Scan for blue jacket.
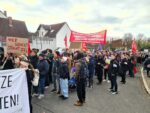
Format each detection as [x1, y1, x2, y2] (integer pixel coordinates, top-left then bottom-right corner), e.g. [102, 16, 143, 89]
[88, 56, 95, 75]
[37, 59, 49, 78]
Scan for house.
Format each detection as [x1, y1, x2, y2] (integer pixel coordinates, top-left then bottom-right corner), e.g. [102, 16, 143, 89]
[30, 22, 71, 51]
[0, 10, 7, 18]
[0, 17, 29, 47]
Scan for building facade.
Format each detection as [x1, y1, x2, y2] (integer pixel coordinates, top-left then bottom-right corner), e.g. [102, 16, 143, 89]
[30, 22, 71, 51]
[0, 17, 29, 47]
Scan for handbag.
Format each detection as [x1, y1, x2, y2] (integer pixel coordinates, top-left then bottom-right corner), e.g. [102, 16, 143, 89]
[31, 69, 40, 86]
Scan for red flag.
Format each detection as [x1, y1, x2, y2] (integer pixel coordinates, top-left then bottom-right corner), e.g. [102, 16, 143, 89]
[28, 39, 31, 55]
[131, 39, 137, 54]
[64, 37, 68, 48]
[82, 42, 87, 51]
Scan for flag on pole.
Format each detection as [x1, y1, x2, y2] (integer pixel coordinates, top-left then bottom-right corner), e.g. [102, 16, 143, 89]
[64, 37, 68, 48]
[28, 39, 31, 55]
[82, 42, 87, 51]
[131, 38, 137, 54]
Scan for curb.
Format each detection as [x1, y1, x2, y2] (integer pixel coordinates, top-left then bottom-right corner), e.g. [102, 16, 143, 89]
[141, 68, 150, 95]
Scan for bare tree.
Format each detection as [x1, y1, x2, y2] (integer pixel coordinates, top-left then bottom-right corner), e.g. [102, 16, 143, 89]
[123, 33, 133, 49]
[137, 33, 145, 41]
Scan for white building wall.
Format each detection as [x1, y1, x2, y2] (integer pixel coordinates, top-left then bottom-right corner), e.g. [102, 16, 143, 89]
[30, 26, 57, 51]
[30, 36, 56, 51]
[56, 24, 71, 48]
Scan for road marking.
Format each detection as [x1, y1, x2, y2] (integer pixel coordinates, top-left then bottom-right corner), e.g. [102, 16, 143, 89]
[141, 68, 150, 95]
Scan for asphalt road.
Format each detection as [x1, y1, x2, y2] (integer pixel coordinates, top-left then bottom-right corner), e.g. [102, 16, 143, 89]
[32, 75, 150, 113]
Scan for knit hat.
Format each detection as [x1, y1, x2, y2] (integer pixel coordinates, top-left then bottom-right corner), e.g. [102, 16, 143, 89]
[39, 53, 45, 57]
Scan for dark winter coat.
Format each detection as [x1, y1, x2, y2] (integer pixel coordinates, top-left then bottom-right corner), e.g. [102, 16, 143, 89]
[37, 59, 49, 78]
[3, 57, 14, 70]
[144, 58, 150, 70]
[26, 69, 34, 113]
[52, 59, 61, 74]
[28, 55, 38, 69]
[121, 58, 128, 71]
[88, 56, 95, 75]
[109, 59, 119, 75]
[59, 62, 69, 79]
[95, 57, 105, 73]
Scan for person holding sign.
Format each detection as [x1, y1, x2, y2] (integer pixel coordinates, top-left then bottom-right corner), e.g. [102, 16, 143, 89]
[1, 53, 14, 70]
[14, 55, 34, 113]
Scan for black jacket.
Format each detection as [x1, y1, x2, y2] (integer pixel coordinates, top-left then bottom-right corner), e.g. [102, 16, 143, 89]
[95, 57, 105, 72]
[109, 59, 119, 75]
[52, 59, 61, 74]
[26, 69, 34, 113]
[144, 58, 150, 69]
[3, 57, 14, 70]
[121, 58, 128, 71]
[59, 62, 69, 79]
[28, 55, 38, 69]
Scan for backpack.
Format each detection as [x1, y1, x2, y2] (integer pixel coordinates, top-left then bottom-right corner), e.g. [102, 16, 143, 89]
[79, 61, 89, 79]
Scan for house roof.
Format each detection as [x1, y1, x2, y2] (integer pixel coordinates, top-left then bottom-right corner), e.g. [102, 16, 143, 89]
[0, 17, 29, 38]
[37, 22, 66, 37]
[0, 10, 6, 18]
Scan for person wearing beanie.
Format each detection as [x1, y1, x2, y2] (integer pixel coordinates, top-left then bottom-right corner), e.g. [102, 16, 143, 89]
[37, 53, 49, 99]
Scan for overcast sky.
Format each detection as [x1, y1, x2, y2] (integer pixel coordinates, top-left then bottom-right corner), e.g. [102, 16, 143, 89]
[0, 0, 150, 38]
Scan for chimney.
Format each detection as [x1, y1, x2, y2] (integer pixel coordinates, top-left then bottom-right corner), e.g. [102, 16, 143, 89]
[8, 17, 13, 27]
[4, 11, 7, 17]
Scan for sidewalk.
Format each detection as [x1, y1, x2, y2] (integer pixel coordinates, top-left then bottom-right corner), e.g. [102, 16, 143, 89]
[141, 68, 150, 95]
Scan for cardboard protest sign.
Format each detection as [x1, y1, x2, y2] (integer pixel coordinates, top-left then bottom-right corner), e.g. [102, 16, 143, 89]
[0, 69, 30, 113]
[6, 37, 28, 55]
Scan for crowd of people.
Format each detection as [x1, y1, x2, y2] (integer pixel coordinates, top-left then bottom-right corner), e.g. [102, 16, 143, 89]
[0, 48, 150, 113]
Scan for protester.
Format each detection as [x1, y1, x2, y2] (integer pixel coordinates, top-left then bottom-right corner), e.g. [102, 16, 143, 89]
[120, 54, 128, 84]
[28, 50, 39, 96]
[2, 53, 14, 70]
[109, 54, 119, 94]
[47, 49, 54, 84]
[59, 56, 70, 99]
[51, 51, 61, 94]
[103, 55, 111, 82]
[28, 50, 38, 69]
[15, 55, 34, 113]
[37, 53, 49, 99]
[74, 51, 87, 106]
[88, 53, 95, 88]
[144, 57, 150, 77]
[95, 53, 105, 84]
